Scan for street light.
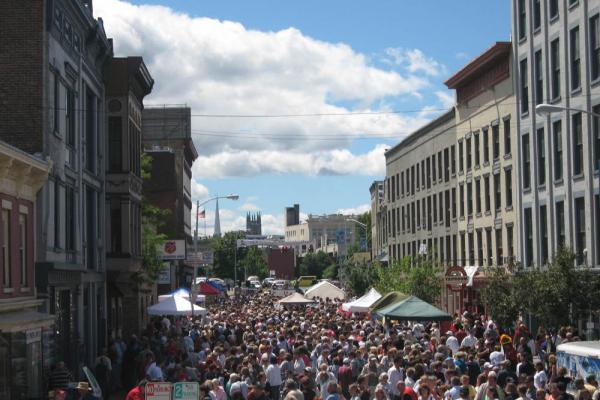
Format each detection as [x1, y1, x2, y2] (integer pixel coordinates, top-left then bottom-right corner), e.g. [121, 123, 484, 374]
[346, 218, 367, 229]
[535, 103, 600, 118]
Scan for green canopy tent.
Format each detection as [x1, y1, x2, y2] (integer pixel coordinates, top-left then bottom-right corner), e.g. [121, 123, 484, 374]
[369, 291, 409, 313]
[375, 295, 452, 321]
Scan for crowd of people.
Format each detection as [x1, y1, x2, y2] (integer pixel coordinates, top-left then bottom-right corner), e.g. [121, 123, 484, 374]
[49, 290, 598, 400]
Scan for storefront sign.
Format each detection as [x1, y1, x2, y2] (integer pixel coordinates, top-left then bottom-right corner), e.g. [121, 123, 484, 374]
[26, 328, 41, 344]
[159, 240, 186, 260]
[157, 262, 171, 284]
[145, 382, 172, 400]
[445, 266, 468, 291]
[173, 382, 199, 400]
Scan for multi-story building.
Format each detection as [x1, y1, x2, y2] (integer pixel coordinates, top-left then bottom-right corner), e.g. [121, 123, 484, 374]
[512, 0, 600, 268]
[369, 180, 387, 261]
[0, 0, 112, 374]
[383, 109, 458, 265]
[142, 106, 198, 293]
[0, 141, 52, 399]
[285, 204, 300, 227]
[105, 57, 154, 340]
[285, 214, 358, 257]
[445, 42, 519, 271]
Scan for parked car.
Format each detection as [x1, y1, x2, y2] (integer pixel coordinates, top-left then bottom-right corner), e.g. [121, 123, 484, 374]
[263, 277, 276, 286]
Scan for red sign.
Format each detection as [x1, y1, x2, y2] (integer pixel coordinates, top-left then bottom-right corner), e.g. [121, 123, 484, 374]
[164, 241, 177, 254]
[146, 382, 172, 399]
[445, 266, 467, 291]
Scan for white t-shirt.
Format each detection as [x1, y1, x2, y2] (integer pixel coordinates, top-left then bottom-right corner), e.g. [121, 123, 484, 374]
[534, 370, 547, 390]
[490, 351, 505, 366]
[461, 335, 477, 348]
[266, 364, 283, 386]
[388, 366, 405, 396]
[446, 336, 459, 355]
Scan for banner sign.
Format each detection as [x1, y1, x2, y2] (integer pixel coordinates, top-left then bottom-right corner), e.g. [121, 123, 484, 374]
[173, 382, 200, 400]
[159, 240, 186, 260]
[145, 382, 172, 400]
[157, 262, 171, 284]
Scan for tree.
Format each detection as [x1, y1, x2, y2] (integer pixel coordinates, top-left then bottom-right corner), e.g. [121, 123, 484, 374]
[356, 211, 372, 251]
[338, 260, 377, 296]
[481, 266, 520, 328]
[133, 153, 170, 292]
[240, 245, 268, 280]
[212, 231, 244, 280]
[298, 252, 335, 279]
[372, 256, 443, 304]
[322, 264, 338, 280]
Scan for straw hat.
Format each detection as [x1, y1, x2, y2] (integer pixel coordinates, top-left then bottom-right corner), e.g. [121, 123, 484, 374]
[76, 382, 92, 391]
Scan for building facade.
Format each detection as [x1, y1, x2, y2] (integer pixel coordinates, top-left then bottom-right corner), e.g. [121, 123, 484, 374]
[142, 106, 198, 293]
[246, 212, 262, 236]
[384, 109, 458, 266]
[104, 57, 154, 340]
[0, 0, 113, 374]
[369, 180, 386, 261]
[285, 214, 358, 257]
[512, 0, 600, 268]
[0, 141, 52, 400]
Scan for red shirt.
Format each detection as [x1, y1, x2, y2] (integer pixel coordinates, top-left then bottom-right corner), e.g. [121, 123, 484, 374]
[125, 386, 144, 400]
[404, 387, 418, 400]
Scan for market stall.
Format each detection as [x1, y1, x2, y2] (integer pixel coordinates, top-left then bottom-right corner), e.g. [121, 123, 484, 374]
[342, 288, 382, 313]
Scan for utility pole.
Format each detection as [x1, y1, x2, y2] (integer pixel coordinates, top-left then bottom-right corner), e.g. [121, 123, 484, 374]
[192, 199, 200, 319]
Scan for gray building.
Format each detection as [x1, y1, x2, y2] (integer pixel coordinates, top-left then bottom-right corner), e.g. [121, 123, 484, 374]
[383, 109, 458, 265]
[369, 180, 386, 261]
[512, 0, 600, 267]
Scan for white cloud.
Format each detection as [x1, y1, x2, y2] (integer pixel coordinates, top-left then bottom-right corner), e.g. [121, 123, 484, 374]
[337, 204, 371, 216]
[192, 144, 389, 178]
[191, 179, 209, 202]
[384, 48, 446, 77]
[95, 0, 437, 177]
[239, 203, 260, 212]
[435, 90, 455, 109]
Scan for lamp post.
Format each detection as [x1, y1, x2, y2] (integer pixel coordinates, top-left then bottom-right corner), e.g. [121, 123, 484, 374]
[192, 194, 239, 304]
[535, 103, 600, 266]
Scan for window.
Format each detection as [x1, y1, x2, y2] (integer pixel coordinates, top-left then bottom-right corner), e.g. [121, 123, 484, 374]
[19, 213, 26, 286]
[484, 175, 491, 212]
[451, 187, 457, 219]
[416, 200, 421, 229]
[439, 192, 444, 224]
[537, 128, 546, 185]
[504, 118, 511, 155]
[467, 182, 473, 216]
[495, 228, 503, 266]
[520, 58, 529, 114]
[494, 173, 501, 211]
[1, 209, 10, 286]
[477, 230, 483, 267]
[475, 179, 481, 214]
[524, 208, 533, 267]
[573, 113, 583, 175]
[416, 164, 420, 190]
[460, 233, 466, 266]
[445, 190, 451, 227]
[575, 197, 586, 265]
[556, 200, 565, 248]
[507, 225, 514, 260]
[468, 232, 475, 265]
[451, 145, 456, 174]
[474, 133, 480, 166]
[459, 184, 465, 217]
[400, 172, 404, 196]
[65, 186, 75, 251]
[396, 173, 400, 198]
[391, 176, 396, 202]
[459, 141, 464, 172]
[54, 182, 61, 249]
[427, 197, 432, 231]
[466, 137, 472, 170]
[540, 205, 548, 264]
[444, 148, 450, 181]
[570, 26, 581, 90]
[438, 151, 443, 182]
[522, 134, 531, 189]
[53, 72, 60, 134]
[86, 187, 96, 270]
[421, 160, 425, 188]
[492, 124, 500, 159]
[595, 105, 600, 171]
[551, 39, 561, 99]
[483, 128, 489, 163]
[432, 154, 437, 183]
[534, 50, 543, 105]
[505, 169, 513, 208]
[426, 158, 431, 189]
[66, 88, 75, 146]
[553, 120, 563, 180]
[85, 88, 96, 173]
[591, 15, 600, 81]
[411, 166, 415, 194]
[549, 0, 559, 19]
[486, 229, 493, 266]
[108, 117, 122, 172]
[518, 0, 527, 40]
[533, 0, 541, 30]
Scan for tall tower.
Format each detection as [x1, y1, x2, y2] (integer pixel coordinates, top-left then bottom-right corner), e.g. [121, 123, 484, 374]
[214, 198, 221, 237]
[246, 211, 262, 235]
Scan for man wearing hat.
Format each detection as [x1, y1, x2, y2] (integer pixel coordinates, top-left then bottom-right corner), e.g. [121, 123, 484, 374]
[74, 381, 95, 400]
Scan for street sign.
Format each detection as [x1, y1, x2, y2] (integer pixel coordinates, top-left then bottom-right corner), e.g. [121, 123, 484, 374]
[145, 382, 172, 400]
[157, 262, 170, 284]
[173, 382, 200, 400]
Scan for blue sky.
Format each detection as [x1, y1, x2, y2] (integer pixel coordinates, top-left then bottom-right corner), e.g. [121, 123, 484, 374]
[96, 0, 510, 234]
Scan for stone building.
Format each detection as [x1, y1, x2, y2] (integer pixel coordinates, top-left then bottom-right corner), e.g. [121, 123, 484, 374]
[104, 57, 154, 340]
[285, 214, 358, 257]
[246, 212, 262, 236]
[512, 0, 600, 268]
[0, 0, 112, 374]
[369, 180, 386, 262]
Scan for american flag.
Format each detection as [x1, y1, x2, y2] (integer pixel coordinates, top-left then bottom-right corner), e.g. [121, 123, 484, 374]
[197, 209, 206, 218]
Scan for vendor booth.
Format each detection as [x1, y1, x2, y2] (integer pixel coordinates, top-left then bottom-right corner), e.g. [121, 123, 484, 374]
[369, 291, 408, 312]
[375, 295, 452, 321]
[342, 288, 382, 313]
[278, 292, 316, 306]
[304, 281, 346, 300]
[147, 294, 207, 316]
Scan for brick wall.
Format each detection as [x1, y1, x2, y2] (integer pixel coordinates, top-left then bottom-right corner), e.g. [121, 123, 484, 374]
[0, 0, 45, 154]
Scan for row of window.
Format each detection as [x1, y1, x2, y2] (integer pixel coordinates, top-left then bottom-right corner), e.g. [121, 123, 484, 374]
[458, 119, 512, 173]
[0, 204, 29, 291]
[107, 116, 143, 176]
[389, 224, 514, 267]
[519, 13, 600, 115]
[53, 6, 82, 54]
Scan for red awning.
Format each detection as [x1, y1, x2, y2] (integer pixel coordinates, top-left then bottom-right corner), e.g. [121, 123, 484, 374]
[199, 281, 220, 295]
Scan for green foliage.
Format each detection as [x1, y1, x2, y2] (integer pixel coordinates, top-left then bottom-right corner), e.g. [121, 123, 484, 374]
[339, 260, 377, 296]
[323, 264, 339, 280]
[481, 267, 520, 328]
[356, 211, 372, 250]
[298, 251, 335, 279]
[133, 153, 170, 292]
[240, 245, 268, 280]
[372, 256, 442, 304]
[212, 231, 245, 280]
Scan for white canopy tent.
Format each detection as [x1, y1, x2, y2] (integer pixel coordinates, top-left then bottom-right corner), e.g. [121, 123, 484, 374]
[158, 293, 205, 303]
[147, 294, 207, 316]
[341, 288, 382, 313]
[304, 281, 346, 300]
[278, 292, 316, 305]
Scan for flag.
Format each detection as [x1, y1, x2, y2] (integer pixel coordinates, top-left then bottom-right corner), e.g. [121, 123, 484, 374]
[198, 209, 206, 218]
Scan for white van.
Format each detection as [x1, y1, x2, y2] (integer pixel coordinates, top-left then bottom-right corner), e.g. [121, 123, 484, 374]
[556, 341, 600, 385]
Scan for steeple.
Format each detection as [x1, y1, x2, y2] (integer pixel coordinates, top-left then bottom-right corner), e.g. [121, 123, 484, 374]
[214, 198, 221, 237]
